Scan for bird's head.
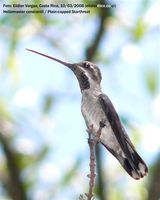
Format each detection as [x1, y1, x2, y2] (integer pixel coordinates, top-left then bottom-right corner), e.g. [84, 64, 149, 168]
[26, 49, 102, 92]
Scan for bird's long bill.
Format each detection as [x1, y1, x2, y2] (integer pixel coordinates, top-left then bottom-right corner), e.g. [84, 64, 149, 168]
[26, 48, 74, 69]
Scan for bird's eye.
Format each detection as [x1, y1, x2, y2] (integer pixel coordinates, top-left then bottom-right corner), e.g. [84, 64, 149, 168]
[84, 62, 90, 68]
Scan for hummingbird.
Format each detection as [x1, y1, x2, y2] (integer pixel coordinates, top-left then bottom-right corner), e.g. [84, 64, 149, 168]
[26, 48, 148, 180]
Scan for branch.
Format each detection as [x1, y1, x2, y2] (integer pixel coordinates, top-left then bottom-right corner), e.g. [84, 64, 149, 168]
[147, 154, 160, 200]
[79, 122, 105, 200]
[0, 128, 28, 200]
[84, 3, 113, 200]
[86, 0, 113, 61]
[86, 127, 96, 200]
[95, 145, 106, 200]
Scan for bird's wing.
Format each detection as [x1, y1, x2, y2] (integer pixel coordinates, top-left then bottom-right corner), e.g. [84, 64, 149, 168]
[98, 93, 148, 179]
[98, 93, 133, 162]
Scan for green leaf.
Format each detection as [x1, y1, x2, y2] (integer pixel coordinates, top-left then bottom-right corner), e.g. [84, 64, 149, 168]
[133, 18, 146, 40]
[42, 94, 55, 114]
[35, 145, 50, 163]
[0, 99, 11, 120]
[145, 68, 158, 96]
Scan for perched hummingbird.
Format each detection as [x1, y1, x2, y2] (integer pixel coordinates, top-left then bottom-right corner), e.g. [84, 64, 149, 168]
[26, 49, 148, 180]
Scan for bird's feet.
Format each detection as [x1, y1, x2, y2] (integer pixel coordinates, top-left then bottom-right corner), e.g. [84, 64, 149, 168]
[87, 125, 95, 145]
[94, 121, 105, 143]
[87, 121, 105, 144]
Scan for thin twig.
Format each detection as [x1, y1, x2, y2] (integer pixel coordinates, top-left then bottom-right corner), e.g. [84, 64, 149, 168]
[86, 129, 96, 200]
[85, 122, 105, 200]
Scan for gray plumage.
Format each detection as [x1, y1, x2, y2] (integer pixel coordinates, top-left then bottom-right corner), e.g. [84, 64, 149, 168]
[26, 49, 148, 180]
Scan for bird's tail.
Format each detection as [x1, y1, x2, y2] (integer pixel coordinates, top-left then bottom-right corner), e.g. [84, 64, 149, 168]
[103, 144, 148, 180]
[118, 149, 148, 180]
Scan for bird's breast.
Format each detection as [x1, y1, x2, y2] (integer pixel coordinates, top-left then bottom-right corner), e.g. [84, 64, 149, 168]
[81, 92, 105, 131]
[81, 92, 119, 149]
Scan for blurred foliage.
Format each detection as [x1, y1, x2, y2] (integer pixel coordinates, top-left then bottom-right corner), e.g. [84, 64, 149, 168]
[42, 94, 55, 114]
[0, 0, 160, 200]
[145, 68, 159, 96]
[0, 99, 12, 120]
[60, 157, 82, 188]
[133, 18, 147, 41]
[147, 154, 160, 200]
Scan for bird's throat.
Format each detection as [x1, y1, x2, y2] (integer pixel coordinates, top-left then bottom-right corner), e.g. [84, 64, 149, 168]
[78, 72, 90, 90]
